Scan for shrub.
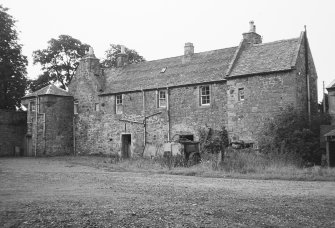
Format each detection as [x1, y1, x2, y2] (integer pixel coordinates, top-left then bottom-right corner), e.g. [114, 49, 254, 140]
[259, 106, 330, 165]
[198, 126, 229, 157]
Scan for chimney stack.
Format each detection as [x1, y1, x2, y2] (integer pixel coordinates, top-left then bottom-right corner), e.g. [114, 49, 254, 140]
[184, 42, 194, 56]
[242, 21, 262, 45]
[116, 45, 128, 67]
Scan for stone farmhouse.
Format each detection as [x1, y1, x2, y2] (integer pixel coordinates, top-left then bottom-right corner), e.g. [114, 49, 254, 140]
[21, 21, 318, 158]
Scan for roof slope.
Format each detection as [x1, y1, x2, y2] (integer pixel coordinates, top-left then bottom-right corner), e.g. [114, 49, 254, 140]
[102, 47, 237, 94]
[325, 129, 335, 137]
[229, 38, 300, 77]
[326, 79, 335, 89]
[23, 84, 71, 99]
[101, 36, 302, 94]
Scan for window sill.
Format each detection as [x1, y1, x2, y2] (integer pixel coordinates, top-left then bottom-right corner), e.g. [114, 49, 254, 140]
[199, 104, 211, 108]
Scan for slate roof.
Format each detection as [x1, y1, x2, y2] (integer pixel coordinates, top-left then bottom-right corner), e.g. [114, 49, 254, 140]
[229, 38, 300, 77]
[326, 79, 335, 89]
[23, 84, 71, 99]
[324, 129, 335, 137]
[102, 47, 237, 94]
[100, 35, 302, 95]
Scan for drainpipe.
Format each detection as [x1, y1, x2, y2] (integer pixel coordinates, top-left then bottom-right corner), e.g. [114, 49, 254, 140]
[43, 113, 46, 155]
[304, 26, 311, 126]
[167, 87, 170, 142]
[34, 96, 38, 157]
[73, 116, 76, 155]
[142, 89, 146, 146]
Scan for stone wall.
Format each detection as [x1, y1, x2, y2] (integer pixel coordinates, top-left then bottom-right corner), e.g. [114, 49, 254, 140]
[294, 34, 318, 116]
[72, 80, 228, 156]
[42, 96, 73, 155]
[23, 96, 73, 156]
[328, 89, 335, 125]
[0, 110, 27, 156]
[227, 72, 296, 144]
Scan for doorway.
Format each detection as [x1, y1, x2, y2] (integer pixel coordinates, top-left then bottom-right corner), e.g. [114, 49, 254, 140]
[26, 136, 33, 156]
[121, 134, 131, 159]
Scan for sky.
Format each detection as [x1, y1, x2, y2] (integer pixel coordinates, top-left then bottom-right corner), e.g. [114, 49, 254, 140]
[2, 0, 335, 101]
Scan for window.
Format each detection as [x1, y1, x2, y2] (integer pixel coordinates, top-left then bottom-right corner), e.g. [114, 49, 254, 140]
[74, 101, 79, 114]
[30, 102, 36, 112]
[238, 88, 244, 101]
[95, 103, 100, 112]
[200, 85, 210, 106]
[116, 94, 123, 114]
[179, 135, 194, 142]
[158, 90, 167, 108]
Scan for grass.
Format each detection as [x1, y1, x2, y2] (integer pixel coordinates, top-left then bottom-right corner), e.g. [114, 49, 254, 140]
[66, 150, 335, 182]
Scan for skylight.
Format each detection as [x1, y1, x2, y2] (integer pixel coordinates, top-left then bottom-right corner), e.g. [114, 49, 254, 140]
[160, 67, 167, 73]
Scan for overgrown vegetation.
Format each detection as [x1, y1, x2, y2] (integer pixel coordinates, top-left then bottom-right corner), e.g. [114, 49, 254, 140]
[259, 106, 330, 166]
[69, 107, 334, 181]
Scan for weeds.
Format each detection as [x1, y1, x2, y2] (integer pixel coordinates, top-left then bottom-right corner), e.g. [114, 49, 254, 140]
[68, 151, 335, 181]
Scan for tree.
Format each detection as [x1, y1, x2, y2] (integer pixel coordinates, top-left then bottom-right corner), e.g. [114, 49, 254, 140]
[32, 35, 89, 90]
[0, 5, 28, 110]
[27, 72, 52, 92]
[100, 44, 145, 68]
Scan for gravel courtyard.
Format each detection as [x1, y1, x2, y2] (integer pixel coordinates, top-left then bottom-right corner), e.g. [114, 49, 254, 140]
[0, 157, 334, 228]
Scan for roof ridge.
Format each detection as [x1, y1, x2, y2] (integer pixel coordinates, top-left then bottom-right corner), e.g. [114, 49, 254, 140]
[104, 46, 238, 68]
[252, 37, 300, 47]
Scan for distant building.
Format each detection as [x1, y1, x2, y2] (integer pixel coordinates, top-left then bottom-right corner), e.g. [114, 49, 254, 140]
[21, 85, 73, 156]
[23, 21, 318, 158]
[321, 81, 335, 166]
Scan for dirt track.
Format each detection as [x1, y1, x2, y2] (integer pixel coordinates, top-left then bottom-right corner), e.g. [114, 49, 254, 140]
[0, 157, 334, 227]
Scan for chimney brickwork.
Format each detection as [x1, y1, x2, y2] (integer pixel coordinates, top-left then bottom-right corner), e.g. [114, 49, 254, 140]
[242, 21, 262, 45]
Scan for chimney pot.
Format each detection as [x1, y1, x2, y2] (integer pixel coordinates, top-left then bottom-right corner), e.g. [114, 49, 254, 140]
[116, 45, 128, 68]
[120, 45, 125, 54]
[249, 21, 255, 32]
[184, 42, 194, 56]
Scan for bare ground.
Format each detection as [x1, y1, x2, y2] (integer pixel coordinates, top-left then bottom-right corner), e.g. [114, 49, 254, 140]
[0, 157, 334, 228]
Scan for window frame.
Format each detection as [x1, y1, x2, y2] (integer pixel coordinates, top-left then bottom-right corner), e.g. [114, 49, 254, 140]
[238, 88, 245, 101]
[200, 85, 211, 106]
[158, 90, 167, 108]
[116, 94, 123, 114]
[30, 101, 36, 112]
[94, 103, 100, 112]
[74, 101, 79, 114]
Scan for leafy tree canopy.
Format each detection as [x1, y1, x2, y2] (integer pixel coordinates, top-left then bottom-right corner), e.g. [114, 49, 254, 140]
[0, 5, 28, 110]
[100, 44, 145, 68]
[32, 35, 89, 90]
